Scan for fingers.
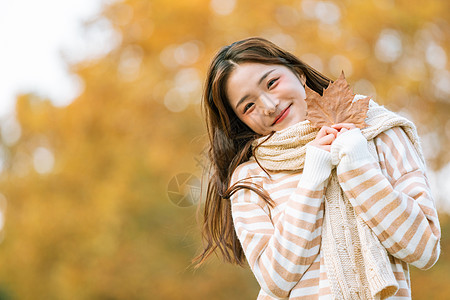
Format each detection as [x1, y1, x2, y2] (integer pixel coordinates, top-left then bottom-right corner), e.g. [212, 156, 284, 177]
[337, 128, 348, 137]
[316, 126, 338, 139]
[310, 124, 357, 152]
[321, 133, 336, 144]
[331, 123, 356, 131]
[332, 123, 356, 137]
[310, 126, 337, 152]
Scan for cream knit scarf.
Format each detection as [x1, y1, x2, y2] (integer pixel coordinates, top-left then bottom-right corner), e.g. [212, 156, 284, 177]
[252, 98, 424, 299]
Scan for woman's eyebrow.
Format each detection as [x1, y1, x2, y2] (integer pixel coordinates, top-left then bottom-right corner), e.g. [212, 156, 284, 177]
[258, 69, 276, 85]
[235, 69, 276, 109]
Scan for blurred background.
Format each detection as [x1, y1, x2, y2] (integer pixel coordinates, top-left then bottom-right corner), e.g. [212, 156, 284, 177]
[0, 0, 449, 299]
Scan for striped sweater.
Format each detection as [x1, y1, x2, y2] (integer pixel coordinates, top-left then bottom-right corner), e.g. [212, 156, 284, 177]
[229, 127, 441, 299]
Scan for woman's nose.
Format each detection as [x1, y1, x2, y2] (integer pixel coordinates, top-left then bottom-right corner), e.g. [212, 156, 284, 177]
[259, 94, 278, 115]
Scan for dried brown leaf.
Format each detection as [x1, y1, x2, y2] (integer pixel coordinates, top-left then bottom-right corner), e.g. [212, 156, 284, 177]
[305, 71, 370, 129]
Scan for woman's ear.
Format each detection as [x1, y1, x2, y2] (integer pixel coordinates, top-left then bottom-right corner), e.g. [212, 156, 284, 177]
[299, 73, 306, 87]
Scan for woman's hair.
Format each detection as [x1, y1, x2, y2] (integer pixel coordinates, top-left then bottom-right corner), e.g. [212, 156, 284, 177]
[193, 37, 332, 267]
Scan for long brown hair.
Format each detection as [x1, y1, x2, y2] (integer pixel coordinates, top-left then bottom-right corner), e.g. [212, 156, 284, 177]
[193, 37, 332, 267]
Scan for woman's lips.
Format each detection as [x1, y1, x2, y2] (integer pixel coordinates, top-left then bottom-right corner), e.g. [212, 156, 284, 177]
[272, 105, 291, 125]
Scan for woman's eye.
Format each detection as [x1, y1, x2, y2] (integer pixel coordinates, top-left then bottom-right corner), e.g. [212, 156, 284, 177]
[267, 78, 278, 88]
[243, 102, 254, 113]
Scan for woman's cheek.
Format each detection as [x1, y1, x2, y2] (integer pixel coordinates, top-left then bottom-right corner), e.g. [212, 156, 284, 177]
[246, 117, 260, 134]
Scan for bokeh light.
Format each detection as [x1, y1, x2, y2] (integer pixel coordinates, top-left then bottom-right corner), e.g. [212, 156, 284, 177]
[33, 147, 55, 174]
[375, 29, 403, 63]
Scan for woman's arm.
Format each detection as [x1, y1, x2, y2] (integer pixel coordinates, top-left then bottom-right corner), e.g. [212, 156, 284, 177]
[230, 145, 331, 298]
[331, 127, 441, 269]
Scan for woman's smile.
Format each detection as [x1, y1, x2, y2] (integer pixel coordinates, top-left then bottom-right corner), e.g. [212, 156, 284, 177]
[272, 104, 292, 125]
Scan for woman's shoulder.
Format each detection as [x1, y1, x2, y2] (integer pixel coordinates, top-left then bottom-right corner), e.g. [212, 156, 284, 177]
[230, 157, 262, 183]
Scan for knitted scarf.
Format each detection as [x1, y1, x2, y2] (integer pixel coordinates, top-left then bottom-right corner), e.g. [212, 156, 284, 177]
[252, 98, 424, 299]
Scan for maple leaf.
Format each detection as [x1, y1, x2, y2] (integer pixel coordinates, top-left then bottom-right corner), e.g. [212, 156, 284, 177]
[305, 71, 370, 129]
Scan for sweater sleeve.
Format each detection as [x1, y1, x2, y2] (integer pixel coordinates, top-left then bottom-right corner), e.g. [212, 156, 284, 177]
[230, 146, 332, 298]
[331, 127, 441, 270]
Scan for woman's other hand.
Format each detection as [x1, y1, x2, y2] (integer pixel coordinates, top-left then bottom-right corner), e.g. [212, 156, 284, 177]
[309, 126, 338, 152]
[330, 123, 373, 166]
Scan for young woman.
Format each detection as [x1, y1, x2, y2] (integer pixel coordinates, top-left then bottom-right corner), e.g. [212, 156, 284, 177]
[194, 37, 441, 299]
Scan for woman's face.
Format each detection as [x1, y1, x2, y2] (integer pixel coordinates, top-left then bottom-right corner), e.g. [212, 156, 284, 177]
[226, 63, 307, 135]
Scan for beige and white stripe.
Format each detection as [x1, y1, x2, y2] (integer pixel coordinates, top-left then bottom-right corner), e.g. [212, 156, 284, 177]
[230, 127, 440, 299]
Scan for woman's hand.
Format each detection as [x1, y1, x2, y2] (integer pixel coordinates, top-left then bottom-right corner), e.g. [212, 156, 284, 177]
[330, 123, 370, 166]
[309, 123, 357, 152]
[331, 123, 357, 137]
[309, 126, 338, 152]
